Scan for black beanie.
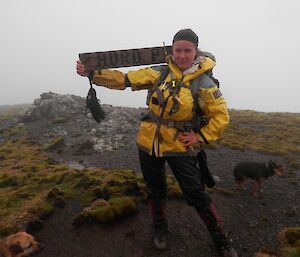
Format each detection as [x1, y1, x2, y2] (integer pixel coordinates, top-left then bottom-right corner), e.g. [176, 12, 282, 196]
[172, 29, 198, 46]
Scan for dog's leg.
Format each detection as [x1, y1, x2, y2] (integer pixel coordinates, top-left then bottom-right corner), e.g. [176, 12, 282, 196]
[252, 181, 259, 198]
[258, 178, 266, 197]
[235, 181, 242, 190]
[235, 177, 246, 191]
[257, 180, 263, 198]
[240, 178, 246, 190]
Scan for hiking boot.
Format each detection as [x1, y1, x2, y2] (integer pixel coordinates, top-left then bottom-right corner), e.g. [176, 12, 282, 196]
[196, 203, 238, 257]
[210, 230, 238, 257]
[153, 219, 168, 250]
[148, 199, 168, 250]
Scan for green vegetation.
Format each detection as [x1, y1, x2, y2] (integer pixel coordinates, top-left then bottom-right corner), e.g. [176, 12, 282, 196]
[43, 136, 65, 150]
[73, 197, 137, 225]
[279, 227, 300, 257]
[0, 127, 184, 236]
[221, 110, 300, 155]
[0, 109, 299, 238]
[255, 227, 300, 257]
[221, 110, 300, 173]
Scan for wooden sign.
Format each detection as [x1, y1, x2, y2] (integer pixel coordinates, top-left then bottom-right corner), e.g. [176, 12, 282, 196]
[79, 46, 172, 71]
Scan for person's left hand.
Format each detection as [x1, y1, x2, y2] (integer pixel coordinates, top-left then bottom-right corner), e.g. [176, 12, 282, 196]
[76, 60, 89, 77]
[177, 130, 199, 147]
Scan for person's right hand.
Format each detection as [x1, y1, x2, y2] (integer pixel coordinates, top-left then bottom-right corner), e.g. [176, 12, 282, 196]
[76, 60, 89, 77]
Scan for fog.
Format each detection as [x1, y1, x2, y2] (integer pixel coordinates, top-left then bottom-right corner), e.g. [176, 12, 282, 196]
[0, 0, 299, 112]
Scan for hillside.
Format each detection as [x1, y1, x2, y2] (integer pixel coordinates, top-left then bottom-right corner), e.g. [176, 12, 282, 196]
[0, 92, 299, 257]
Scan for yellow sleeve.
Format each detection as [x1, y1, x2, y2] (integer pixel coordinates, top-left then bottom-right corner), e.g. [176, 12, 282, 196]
[197, 86, 230, 144]
[92, 67, 161, 91]
[92, 69, 126, 90]
[127, 67, 160, 91]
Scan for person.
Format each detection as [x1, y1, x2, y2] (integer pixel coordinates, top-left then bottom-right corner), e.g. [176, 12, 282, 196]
[76, 28, 238, 257]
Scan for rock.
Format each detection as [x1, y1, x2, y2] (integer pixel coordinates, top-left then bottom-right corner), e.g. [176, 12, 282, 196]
[19, 92, 144, 155]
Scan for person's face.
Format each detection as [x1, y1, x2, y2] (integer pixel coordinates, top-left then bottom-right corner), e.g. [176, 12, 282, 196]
[172, 40, 197, 71]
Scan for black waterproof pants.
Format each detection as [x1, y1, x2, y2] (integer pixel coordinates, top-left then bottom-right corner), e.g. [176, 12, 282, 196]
[139, 150, 211, 210]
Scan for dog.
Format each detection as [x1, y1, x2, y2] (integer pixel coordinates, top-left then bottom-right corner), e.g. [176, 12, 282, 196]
[0, 231, 42, 257]
[233, 160, 285, 197]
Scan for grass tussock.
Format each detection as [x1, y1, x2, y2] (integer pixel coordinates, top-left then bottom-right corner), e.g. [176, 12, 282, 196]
[0, 133, 142, 236]
[0, 131, 183, 236]
[221, 110, 300, 157]
[72, 197, 137, 226]
[254, 227, 300, 257]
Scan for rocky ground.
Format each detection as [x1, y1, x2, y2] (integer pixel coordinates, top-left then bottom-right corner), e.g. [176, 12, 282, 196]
[4, 93, 300, 257]
[31, 145, 299, 257]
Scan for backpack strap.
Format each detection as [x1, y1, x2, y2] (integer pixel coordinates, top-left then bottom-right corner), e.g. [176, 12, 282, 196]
[146, 65, 169, 106]
[189, 72, 219, 144]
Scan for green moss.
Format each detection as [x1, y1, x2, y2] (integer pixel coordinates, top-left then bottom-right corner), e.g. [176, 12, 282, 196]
[0, 224, 20, 238]
[77, 197, 137, 224]
[74, 174, 98, 189]
[0, 173, 8, 180]
[93, 186, 103, 198]
[29, 202, 55, 220]
[89, 205, 115, 223]
[0, 193, 23, 209]
[47, 187, 64, 200]
[0, 176, 19, 187]
[167, 184, 183, 198]
[54, 165, 69, 172]
[21, 165, 39, 173]
[100, 170, 141, 199]
[39, 173, 61, 183]
[288, 160, 300, 170]
[4, 127, 25, 137]
[109, 196, 137, 218]
[43, 136, 65, 150]
[287, 247, 300, 257]
[221, 110, 300, 157]
[295, 239, 300, 247]
[285, 228, 300, 247]
[53, 117, 67, 124]
[206, 186, 234, 196]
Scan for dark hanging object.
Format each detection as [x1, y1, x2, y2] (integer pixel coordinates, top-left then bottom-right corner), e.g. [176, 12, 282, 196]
[86, 73, 105, 122]
[197, 149, 216, 188]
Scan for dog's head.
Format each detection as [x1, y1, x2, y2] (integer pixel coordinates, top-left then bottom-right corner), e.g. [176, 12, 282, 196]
[3, 232, 43, 257]
[268, 160, 285, 177]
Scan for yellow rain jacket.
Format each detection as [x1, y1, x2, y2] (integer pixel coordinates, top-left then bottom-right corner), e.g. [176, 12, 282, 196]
[92, 57, 229, 157]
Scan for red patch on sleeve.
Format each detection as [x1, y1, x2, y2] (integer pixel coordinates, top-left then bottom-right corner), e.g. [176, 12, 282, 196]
[213, 89, 222, 99]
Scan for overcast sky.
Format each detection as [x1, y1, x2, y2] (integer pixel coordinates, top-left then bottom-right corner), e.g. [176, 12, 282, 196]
[1, 0, 299, 113]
